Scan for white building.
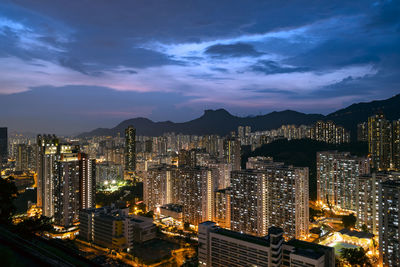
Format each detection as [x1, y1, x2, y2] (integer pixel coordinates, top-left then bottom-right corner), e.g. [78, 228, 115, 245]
[199, 221, 334, 267]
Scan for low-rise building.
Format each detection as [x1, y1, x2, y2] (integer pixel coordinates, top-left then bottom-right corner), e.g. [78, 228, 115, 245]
[199, 221, 334, 267]
[283, 239, 335, 267]
[124, 215, 157, 245]
[159, 203, 183, 221]
[79, 206, 156, 249]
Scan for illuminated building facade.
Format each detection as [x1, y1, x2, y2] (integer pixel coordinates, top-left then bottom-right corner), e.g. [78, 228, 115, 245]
[36, 134, 60, 216]
[310, 121, 350, 144]
[16, 143, 34, 172]
[317, 151, 370, 212]
[223, 137, 241, 171]
[393, 119, 400, 170]
[357, 122, 368, 142]
[54, 157, 80, 227]
[208, 162, 232, 189]
[143, 165, 178, 211]
[213, 188, 231, 229]
[125, 126, 136, 172]
[379, 180, 400, 267]
[230, 162, 309, 240]
[79, 153, 96, 210]
[37, 135, 96, 226]
[178, 167, 214, 226]
[199, 221, 334, 267]
[246, 156, 282, 170]
[96, 162, 123, 184]
[144, 165, 214, 226]
[79, 207, 156, 249]
[356, 172, 400, 235]
[368, 113, 392, 170]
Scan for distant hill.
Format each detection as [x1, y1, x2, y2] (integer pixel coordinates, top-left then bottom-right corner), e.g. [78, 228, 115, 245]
[78, 94, 400, 138]
[78, 109, 324, 137]
[241, 139, 369, 200]
[326, 94, 400, 140]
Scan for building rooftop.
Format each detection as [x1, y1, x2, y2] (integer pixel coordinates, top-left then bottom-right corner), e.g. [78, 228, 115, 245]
[213, 228, 270, 247]
[292, 248, 324, 260]
[286, 239, 333, 259]
[338, 228, 374, 239]
[200, 221, 217, 226]
[160, 203, 183, 213]
[268, 226, 284, 235]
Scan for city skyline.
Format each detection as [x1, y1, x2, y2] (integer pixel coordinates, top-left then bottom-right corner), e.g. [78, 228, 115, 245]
[0, 1, 399, 265]
[0, 0, 399, 134]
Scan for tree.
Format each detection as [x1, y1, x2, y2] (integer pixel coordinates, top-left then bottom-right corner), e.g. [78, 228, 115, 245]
[138, 210, 153, 218]
[310, 207, 323, 221]
[137, 202, 146, 211]
[361, 224, 369, 233]
[15, 216, 53, 235]
[0, 177, 18, 225]
[184, 222, 191, 231]
[342, 213, 357, 228]
[335, 256, 344, 267]
[340, 247, 371, 266]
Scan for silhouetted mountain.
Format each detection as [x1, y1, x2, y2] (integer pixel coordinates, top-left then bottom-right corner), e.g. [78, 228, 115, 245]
[326, 94, 400, 140]
[78, 94, 400, 137]
[78, 109, 323, 137]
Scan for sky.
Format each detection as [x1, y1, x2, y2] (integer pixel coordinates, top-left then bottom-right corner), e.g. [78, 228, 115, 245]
[0, 0, 399, 135]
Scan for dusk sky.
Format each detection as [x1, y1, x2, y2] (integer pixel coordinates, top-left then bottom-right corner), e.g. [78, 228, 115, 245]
[0, 0, 399, 134]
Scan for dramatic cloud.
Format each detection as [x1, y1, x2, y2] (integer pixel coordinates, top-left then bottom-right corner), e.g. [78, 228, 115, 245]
[0, 0, 399, 133]
[205, 43, 263, 57]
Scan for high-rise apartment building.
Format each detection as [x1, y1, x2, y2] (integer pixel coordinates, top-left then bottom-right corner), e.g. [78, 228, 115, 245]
[310, 121, 350, 144]
[201, 135, 222, 157]
[144, 165, 178, 211]
[125, 126, 136, 172]
[357, 122, 368, 142]
[317, 151, 370, 212]
[223, 137, 241, 171]
[36, 134, 60, 215]
[245, 126, 251, 137]
[237, 125, 251, 145]
[199, 221, 334, 267]
[237, 126, 244, 139]
[54, 156, 80, 227]
[379, 180, 400, 267]
[356, 172, 400, 235]
[368, 113, 392, 170]
[96, 162, 123, 184]
[178, 148, 203, 167]
[392, 119, 400, 170]
[144, 165, 214, 226]
[0, 127, 7, 164]
[179, 167, 213, 225]
[246, 156, 283, 170]
[16, 144, 33, 172]
[79, 153, 96, 210]
[230, 161, 309, 240]
[207, 162, 232, 189]
[213, 188, 231, 229]
[37, 135, 96, 226]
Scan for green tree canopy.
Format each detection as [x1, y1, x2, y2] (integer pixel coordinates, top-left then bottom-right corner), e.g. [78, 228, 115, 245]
[342, 213, 357, 228]
[340, 247, 371, 266]
[15, 216, 53, 235]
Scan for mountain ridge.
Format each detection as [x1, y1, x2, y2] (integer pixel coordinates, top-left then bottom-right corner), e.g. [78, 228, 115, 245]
[78, 94, 400, 138]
